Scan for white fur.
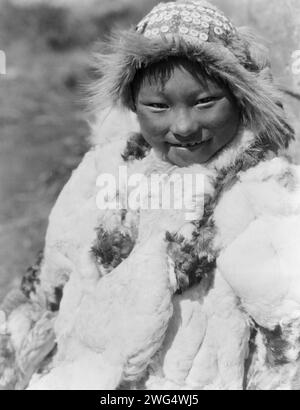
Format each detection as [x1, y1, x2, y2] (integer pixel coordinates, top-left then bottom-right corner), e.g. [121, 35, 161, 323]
[8, 107, 300, 390]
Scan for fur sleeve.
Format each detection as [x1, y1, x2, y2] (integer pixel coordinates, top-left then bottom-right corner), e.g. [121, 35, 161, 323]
[39, 107, 137, 304]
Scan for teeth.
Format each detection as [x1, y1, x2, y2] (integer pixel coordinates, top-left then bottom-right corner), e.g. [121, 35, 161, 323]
[182, 142, 200, 147]
[169, 141, 202, 147]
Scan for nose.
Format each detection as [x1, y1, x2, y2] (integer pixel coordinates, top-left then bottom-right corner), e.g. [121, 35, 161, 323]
[170, 108, 200, 140]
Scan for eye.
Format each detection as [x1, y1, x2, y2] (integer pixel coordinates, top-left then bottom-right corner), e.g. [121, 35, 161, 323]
[196, 96, 220, 107]
[146, 103, 169, 111]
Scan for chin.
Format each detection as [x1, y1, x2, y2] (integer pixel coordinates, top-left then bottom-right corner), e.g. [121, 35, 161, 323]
[167, 148, 210, 167]
[168, 156, 205, 167]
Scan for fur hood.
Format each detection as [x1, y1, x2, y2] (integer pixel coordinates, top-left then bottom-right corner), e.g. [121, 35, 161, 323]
[89, 1, 294, 162]
[91, 28, 294, 154]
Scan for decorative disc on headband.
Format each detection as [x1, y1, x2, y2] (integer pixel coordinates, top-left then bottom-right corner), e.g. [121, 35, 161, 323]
[136, 0, 237, 46]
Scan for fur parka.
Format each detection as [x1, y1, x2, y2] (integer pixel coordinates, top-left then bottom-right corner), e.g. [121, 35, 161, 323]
[1, 106, 300, 390]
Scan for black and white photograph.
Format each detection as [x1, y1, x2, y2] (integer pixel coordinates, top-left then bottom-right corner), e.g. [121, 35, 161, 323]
[0, 0, 300, 391]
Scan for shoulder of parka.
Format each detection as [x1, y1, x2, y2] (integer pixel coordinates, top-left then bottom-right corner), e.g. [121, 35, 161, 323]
[213, 157, 300, 250]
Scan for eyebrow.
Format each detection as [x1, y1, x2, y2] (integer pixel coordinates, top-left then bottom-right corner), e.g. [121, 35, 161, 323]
[138, 86, 221, 101]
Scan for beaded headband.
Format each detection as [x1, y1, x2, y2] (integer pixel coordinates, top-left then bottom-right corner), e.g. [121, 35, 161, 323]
[136, 0, 237, 47]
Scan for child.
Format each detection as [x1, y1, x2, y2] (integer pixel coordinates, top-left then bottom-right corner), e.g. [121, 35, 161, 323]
[1, 0, 300, 390]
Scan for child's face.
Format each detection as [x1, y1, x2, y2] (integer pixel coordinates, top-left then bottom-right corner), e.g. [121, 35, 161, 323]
[134, 65, 240, 166]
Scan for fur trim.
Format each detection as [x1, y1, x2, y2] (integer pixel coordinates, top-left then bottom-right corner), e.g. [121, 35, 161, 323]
[88, 106, 140, 148]
[91, 224, 136, 274]
[20, 252, 63, 313]
[121, 133, 151, 162]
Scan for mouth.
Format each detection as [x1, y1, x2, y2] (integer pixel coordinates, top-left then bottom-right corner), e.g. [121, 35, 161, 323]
[167, 140, 208, 151]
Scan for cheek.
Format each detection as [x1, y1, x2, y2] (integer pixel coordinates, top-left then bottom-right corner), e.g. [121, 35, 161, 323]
[210, 100, 240, 152]
[137, 111, 168, 141]
[205, 99, 239, 130]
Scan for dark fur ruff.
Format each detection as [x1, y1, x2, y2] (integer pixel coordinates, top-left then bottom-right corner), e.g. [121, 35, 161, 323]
[121, 132, 151, 162]
[91, 224, 136, 273]
[90, 29, 294, 152]
[20, 251, 63, 312]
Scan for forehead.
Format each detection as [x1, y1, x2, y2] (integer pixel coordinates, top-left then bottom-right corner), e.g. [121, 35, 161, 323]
[136, 64, 223, 98]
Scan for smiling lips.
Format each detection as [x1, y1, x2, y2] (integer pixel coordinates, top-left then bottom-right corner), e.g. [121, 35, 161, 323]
[167, 140, 208, 150]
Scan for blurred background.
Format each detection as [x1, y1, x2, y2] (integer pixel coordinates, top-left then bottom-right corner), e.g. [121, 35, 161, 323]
[0, 0, 299, 302]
